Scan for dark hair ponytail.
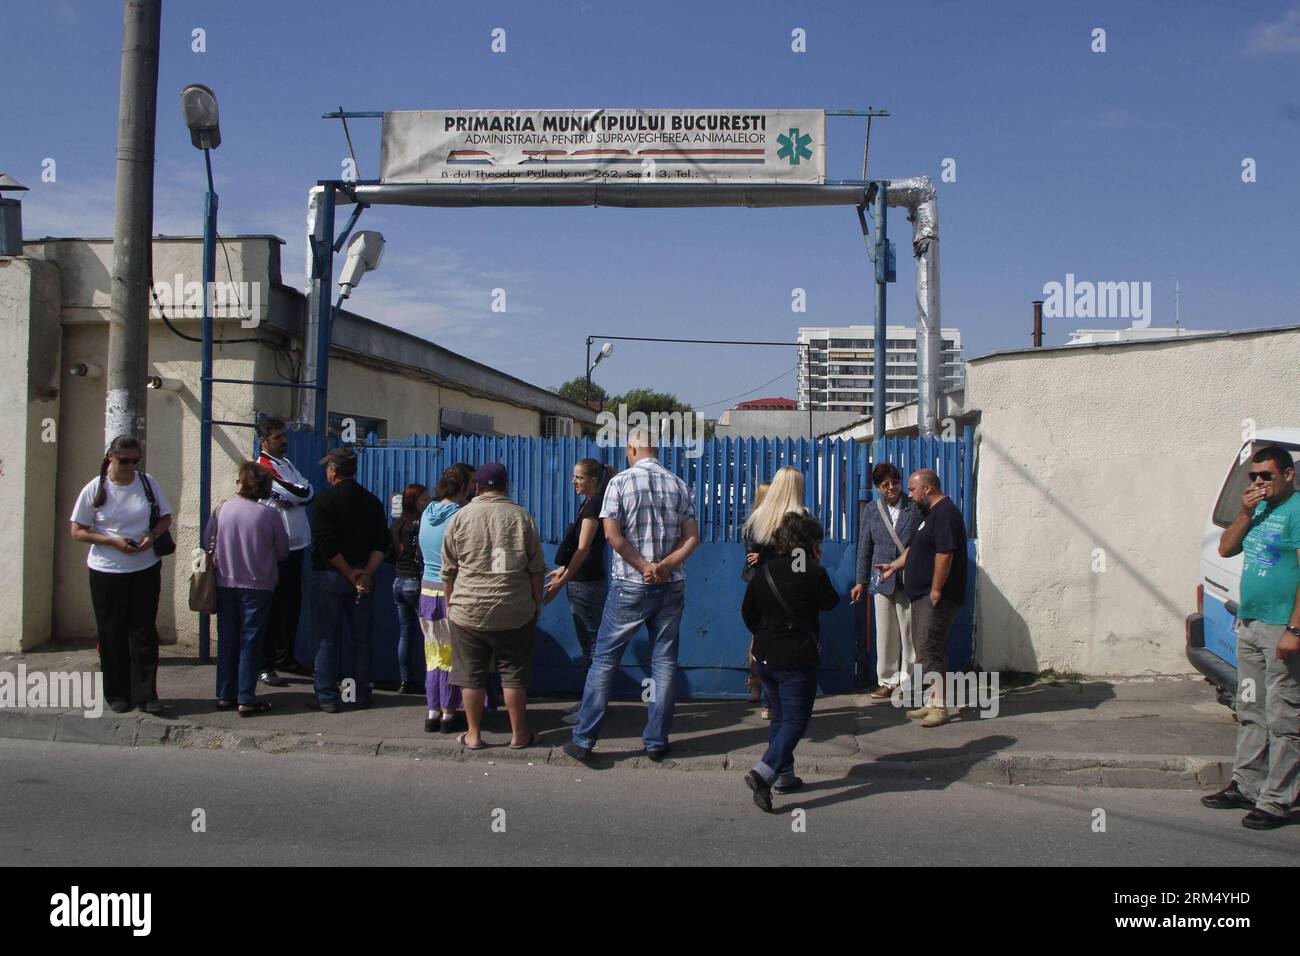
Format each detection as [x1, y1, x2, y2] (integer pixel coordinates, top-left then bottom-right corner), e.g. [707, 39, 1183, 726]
[577, 457, 612, 497]
[93, 435, 142, 507]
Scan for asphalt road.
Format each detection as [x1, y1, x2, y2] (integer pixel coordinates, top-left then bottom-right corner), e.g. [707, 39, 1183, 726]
[0, 739, 1296, 867]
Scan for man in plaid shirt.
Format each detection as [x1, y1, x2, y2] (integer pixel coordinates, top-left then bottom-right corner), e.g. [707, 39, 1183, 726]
[565, 428, 700, 762]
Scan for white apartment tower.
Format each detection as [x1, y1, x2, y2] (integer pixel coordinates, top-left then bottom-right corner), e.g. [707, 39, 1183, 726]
[797, 325, 964, 412]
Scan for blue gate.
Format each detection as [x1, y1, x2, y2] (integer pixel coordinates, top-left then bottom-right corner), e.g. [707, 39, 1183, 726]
[269, 429, 976, 699]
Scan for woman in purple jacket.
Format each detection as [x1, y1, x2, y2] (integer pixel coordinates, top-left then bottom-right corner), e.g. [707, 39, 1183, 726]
[207, 462, 289, 715]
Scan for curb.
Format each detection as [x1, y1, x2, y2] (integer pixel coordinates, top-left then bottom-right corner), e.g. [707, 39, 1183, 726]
[0, 707, 1232, 790]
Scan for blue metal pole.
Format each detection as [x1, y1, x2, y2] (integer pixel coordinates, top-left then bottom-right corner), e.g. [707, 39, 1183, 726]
[312, 186, 337, 472]
[198, 148, 218, 663]
[872, 181, 888, 444]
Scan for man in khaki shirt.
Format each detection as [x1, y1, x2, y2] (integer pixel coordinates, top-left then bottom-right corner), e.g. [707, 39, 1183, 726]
[442, 463, 546, 749]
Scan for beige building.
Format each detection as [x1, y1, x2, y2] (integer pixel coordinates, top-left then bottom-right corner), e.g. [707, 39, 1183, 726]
[0, 235, 594, 653]
[966, 325, 1300, 675]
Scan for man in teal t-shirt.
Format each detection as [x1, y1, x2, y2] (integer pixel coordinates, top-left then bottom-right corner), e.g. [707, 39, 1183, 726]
[1201, 446, 1300, 830]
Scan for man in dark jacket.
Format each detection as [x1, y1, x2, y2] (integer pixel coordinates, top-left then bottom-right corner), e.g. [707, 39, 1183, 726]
[741, 512, 840, 811]
[852, 463, 921, 701]
[308, 447, 389, 712]
[877, 468, 967, 728]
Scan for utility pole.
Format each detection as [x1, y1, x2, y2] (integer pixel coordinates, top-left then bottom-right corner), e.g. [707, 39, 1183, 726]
[105, 0, 162, 445]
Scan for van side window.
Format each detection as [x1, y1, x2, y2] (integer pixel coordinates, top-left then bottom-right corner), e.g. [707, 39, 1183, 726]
[1213, 442, 1300, 528]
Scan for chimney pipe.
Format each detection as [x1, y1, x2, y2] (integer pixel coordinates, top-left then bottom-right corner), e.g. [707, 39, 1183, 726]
[1032, 299, 1044, 347]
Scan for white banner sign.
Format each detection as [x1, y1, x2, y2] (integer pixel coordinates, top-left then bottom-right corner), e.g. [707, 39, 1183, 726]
[380, 109, 826, 185]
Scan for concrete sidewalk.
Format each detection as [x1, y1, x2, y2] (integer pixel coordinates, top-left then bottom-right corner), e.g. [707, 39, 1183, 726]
[0, 643, 1239, 790]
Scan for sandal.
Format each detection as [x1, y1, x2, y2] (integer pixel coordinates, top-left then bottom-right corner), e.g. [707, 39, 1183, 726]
[216, 700, 238, 711]
[238, 701, 273, 718]
[508, 732, 537, 750]
[458, 731, 487, 751]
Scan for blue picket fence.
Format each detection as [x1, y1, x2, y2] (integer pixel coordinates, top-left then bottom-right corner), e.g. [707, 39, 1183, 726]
[264, 429, 976, 699]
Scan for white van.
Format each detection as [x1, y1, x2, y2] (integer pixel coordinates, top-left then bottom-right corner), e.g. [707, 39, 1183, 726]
[1187, 428, 1300, 707]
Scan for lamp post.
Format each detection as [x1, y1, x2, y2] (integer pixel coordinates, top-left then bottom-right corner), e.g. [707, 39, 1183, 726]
[181, 83, 220, 663]
[585, 340, 613, 411]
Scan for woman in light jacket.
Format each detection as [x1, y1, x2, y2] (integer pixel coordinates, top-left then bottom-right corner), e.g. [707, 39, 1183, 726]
[851, 462, 921, 699]
[418, 466, 473, 733]
[69, 435, 173, 714]
[208, 461, 289, 715]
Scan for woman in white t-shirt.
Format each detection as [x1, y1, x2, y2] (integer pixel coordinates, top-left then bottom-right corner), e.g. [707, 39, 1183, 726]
[69, 436, 173, 714]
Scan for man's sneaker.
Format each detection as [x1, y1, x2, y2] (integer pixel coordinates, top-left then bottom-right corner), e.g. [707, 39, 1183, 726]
[906, 705, 933, 720]
[745, 771, 773, 812]
[773, 776, 804, 795]
[304, 698, 339, 714]
[1200, 782, 1254, 810]
[1242, 809, 1289, 830]
[869, 685, 894, 701]
[562, 740, 592, 763]
[921, 707, 951, 728]
[645, 745, 671, 763]
[259, 669, 288, 688]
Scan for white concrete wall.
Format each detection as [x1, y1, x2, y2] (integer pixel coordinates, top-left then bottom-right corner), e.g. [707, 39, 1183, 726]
[966, 329, 1300, 675]
[328, 358, 541, 439]
[0, 257, 62, 652]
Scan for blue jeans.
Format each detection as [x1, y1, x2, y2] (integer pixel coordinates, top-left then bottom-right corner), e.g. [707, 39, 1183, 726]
[572, 579, 684, 752]
[313, 569, 374, 706]
[216, 587, 273, 706]
[566, 578, 608, 664]
[753, 661, 817, 787]
[392, 576, 423, 685]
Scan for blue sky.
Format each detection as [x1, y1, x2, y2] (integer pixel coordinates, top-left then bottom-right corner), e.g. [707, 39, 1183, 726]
[6, 0, 1299, 412]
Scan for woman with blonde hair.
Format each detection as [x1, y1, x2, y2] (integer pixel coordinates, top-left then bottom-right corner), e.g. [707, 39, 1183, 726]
[742, 467, 807, 557]
[741, 466, 807, 717]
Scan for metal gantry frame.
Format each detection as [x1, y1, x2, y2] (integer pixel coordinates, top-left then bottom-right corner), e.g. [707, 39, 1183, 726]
[196, 107, 916, 659]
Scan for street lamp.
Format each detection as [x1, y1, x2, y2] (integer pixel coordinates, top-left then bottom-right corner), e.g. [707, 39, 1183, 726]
[337, 230, 385, 302]
[182, 83, 220, 663]
[585, 340, 613, 409]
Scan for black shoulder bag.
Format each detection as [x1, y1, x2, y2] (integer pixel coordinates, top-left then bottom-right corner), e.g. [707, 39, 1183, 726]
[138, 473, 176, 556]
[761, 563, 821, 665]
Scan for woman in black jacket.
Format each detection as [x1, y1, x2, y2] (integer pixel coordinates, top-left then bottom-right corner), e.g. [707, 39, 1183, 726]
[741, 511, 839, 812]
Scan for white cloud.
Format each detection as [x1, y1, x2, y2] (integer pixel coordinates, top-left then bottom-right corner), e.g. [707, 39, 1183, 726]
[1246, 8, 1300, 54]
[342, 245, 541, 355]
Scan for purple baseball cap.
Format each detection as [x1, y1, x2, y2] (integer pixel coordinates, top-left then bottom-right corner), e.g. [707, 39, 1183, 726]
[475, 462, 507, 490]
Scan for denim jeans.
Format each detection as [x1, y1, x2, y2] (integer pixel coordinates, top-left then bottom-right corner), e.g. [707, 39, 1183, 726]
[566, 578, 608, 664]
[392, 576, 424, 685]
[571, 580, 684, 752]
[752, 662, 817, 787]
[216, 586, 273, 706]
[313, 569, 374, 706]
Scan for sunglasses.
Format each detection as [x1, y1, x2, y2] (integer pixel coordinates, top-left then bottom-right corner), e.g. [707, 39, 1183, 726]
[1248, 471, 1275, 482]
[116, 457, 141, 466]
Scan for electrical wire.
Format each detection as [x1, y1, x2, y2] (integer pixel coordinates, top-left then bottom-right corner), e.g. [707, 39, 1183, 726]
[149, 231, 304, 384]
[690, 364, 798, 410]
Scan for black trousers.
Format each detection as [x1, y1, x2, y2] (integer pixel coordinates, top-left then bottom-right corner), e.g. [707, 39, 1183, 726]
[88, 562, 162, 706]
[264, 548, 305, 670]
